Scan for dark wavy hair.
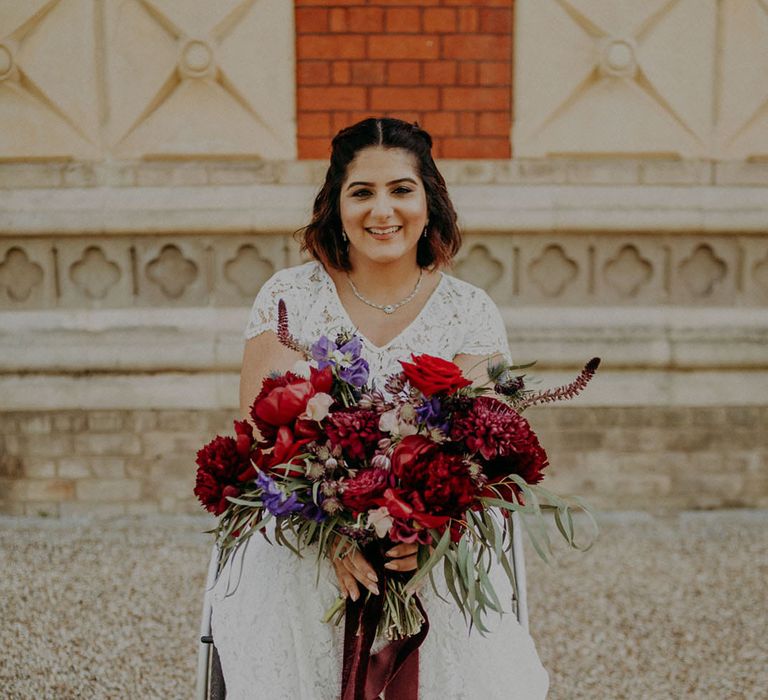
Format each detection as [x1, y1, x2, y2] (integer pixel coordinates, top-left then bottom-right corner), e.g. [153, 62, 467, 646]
[299, 117, 461, 271]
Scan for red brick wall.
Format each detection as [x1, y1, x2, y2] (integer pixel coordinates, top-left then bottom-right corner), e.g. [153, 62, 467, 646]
[295, 1, 513, 159]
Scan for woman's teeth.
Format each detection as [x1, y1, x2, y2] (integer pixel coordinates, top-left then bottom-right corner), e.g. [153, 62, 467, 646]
[366, 226, 400, 236]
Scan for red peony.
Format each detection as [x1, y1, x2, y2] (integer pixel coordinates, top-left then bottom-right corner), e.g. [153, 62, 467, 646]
[254, 425, 310, 477]
[233, 419, 254, 456]
[450, 396, 549, 487]
[399, 354, 472, 397]
[390, 435, 435, 480]
[379, 488, 449, 544]
[249, 366, 333, 443]
[326, 408, 384, 462]
[339, 468, 390, 513]
[194, 435, 256, 515]
[392, 435, 478, 518]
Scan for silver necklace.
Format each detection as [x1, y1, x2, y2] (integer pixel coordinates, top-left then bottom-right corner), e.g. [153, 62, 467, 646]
[346, 269, 424, 314]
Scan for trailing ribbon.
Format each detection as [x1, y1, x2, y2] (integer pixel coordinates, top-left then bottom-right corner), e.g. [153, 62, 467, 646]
[341, 542, 429, 700]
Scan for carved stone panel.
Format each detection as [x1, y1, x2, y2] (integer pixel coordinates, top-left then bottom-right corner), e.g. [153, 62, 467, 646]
[134, 239, 208, 306]
[741, 237, 768, 304]
[515, 0, 717, 158]
[519, 239, 590, 304]
[668, 238, 738, 305]
[594, 239, 666, 304]
[0, 240, 53, 309]
[716, 0, 768, 159]
[451, 236, 513, 304]
[56, 241, 133, 309]
[212, 235, 285, 307]
[0, 0, 101, 160]
[103, 0, 296, 159]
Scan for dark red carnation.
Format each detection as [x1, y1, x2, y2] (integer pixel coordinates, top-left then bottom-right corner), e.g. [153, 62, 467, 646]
[450, 396, 548, 486]
[340, 468, 389, 513]
[399, 354, 472, 397]
[194, 435, 256, 515]
[326, 408, 383, 462]
[400, 450, 478, 518]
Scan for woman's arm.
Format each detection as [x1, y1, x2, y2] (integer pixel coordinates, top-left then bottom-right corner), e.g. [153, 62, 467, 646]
[453, 351, 506, 387]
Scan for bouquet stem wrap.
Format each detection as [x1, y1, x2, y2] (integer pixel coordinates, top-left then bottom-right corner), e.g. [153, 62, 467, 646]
[341, 541, 429, 700]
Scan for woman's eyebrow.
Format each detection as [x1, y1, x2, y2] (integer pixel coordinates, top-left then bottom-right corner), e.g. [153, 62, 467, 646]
[345, 177, 418, 190]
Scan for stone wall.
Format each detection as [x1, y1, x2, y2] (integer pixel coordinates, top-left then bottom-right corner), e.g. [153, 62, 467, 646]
[2, 406, 766, 518]
[1, 1, 767, 516]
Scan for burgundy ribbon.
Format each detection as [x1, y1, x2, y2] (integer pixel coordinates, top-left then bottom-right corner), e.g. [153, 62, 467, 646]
[340, 542, 429, 700]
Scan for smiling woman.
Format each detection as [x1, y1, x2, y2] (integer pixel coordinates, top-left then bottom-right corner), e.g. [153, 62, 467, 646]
[210, 118, 549, 699]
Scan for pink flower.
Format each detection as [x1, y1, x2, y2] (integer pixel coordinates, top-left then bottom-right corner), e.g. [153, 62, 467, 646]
[367, 506, 394, 538]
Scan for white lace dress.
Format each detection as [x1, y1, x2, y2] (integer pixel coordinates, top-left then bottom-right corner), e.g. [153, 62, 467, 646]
[210, 261, 550, 699]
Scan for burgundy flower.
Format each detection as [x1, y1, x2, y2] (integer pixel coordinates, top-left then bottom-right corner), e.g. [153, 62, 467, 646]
[194, 435, 256, 515]
[233, 419, 254, 456]
[326, 408, 384, 462]
[450, 396, 549, 486]
[339, 468, 389, 513]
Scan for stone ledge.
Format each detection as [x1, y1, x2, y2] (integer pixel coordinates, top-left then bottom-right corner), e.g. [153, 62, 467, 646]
[1, 368, 766, 410]
[1, 181, 766, 235]
[2, 307, 765, 373]
[3, 159, 767, 189]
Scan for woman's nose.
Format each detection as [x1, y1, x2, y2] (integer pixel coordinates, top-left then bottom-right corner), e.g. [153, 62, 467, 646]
[370, 194, 394, 218]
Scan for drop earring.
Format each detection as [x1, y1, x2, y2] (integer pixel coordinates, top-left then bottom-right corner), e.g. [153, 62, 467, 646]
[421, 220, 430, 238]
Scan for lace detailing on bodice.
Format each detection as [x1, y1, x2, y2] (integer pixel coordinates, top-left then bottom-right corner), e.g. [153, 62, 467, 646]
[244, 261, 511, 382]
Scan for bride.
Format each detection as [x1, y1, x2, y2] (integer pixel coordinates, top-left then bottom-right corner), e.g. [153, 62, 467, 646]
[210, 117, 549, 699]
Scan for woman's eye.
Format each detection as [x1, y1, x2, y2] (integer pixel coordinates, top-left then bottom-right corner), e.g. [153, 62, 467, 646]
[351, 189, 371, 198]
[393, 187, 413, 195]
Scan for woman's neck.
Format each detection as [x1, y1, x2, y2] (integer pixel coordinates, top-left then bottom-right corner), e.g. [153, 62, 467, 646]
[345, 254, 423, 300]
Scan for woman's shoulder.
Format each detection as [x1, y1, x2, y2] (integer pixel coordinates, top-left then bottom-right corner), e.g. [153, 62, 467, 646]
[435, 271, 495, 308]
[262, 260, 325, 292]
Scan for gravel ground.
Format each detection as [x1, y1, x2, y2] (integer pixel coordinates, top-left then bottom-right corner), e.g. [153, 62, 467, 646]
[1, 511, 766, 700]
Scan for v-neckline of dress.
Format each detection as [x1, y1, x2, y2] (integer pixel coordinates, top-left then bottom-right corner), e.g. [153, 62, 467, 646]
[317, 262, 446, 352]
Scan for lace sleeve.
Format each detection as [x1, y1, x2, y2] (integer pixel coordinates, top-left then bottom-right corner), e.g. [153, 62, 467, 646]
[458, 289, 512, 363]
[243, 269, 299, 341]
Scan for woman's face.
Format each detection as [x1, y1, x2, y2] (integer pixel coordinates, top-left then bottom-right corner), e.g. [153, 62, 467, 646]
[339, 146, 428, 269]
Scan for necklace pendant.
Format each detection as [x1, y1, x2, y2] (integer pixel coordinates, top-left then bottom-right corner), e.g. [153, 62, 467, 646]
[383, 304, 395, 314]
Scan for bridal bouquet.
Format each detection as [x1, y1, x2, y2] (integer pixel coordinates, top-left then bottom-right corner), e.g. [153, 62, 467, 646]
[195, 301, 598, 648]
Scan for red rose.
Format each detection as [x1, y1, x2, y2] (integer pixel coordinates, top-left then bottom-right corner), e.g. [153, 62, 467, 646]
[399, 354, 472, 397]
[340, 468, 390, 513]
[390, 435, 436, 479]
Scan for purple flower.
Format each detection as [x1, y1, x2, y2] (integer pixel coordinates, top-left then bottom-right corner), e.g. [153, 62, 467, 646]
[309, 333, 368, 387]
[256, 472, 303, 517]
[416, 396, 449, 432]
[310, 335, 336, 370]
[338, 336, 363, 360]
[339, 357, 370, 388]
[301, 497, 327, 522]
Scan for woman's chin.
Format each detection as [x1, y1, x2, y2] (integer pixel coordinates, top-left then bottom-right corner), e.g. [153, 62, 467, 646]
[351, 241, 417, 266]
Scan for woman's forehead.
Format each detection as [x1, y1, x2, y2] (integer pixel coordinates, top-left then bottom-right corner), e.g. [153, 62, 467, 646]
[344, 146, 420, 184]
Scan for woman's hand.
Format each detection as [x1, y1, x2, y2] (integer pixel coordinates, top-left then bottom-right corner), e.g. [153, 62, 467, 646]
[329, 540, 419, 601]
[383, 543, 418, 572]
